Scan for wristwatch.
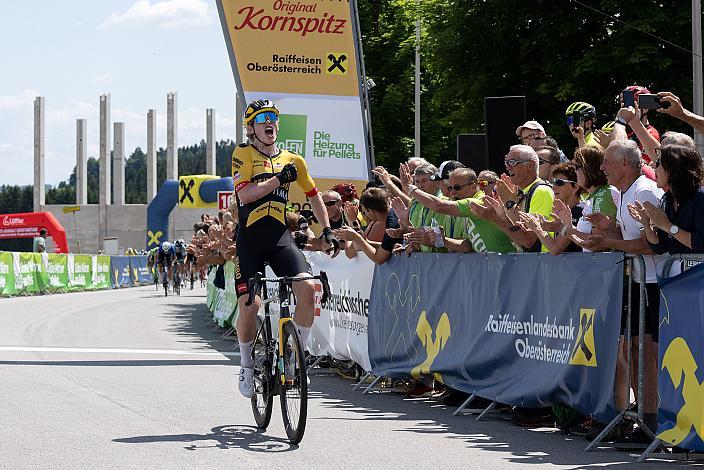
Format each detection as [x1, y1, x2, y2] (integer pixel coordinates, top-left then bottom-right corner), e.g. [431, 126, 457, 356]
[407, 184, 418, 197]
[669, 224, 680, 235]
[615, 117, 628, 126]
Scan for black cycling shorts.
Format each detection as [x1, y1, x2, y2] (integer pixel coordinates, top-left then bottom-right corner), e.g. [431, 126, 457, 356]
[186, 253, 196, 264]
[234, 229, 311, 298]
[621, 280, 660, 342]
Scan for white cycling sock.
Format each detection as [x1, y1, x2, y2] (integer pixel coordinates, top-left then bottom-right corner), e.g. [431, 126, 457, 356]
[295, 324, 311, 350]
[239, 340, 254, 368]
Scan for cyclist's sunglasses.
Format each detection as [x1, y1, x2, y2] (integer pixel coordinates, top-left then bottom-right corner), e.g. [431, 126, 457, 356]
[253, 112, 279, 124]
[551, 178, 576, 186]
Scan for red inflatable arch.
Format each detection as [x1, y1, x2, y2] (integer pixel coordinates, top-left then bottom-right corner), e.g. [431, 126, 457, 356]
[0, 212, 69, 253]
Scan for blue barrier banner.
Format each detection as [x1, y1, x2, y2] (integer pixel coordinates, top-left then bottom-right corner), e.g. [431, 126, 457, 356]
[368, 252, 623, 423]
[657, 263, 704, 451]
[129, 256, 152, 285]
[110, 256, 132, 288]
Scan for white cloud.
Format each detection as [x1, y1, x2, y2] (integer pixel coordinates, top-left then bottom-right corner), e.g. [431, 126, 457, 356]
[0, 89, 40, 111]
[101, 0, 214, 29]
[91, 74, 112, 84]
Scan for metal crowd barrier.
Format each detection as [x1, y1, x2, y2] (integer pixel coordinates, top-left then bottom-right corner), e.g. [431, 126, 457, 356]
[636, 253, 704, 463]
[585, 254, 652, 451]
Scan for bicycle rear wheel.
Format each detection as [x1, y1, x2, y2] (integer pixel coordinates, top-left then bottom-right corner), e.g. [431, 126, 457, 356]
[174, 271, 181, 296]
[279, 321, 308, 444]
[251, 316, 273, 429]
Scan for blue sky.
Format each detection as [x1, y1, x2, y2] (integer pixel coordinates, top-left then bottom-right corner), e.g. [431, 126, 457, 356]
[0, 0, 237, 186]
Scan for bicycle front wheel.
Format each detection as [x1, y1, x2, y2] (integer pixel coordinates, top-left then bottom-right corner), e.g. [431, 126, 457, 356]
[251, 316, 273, 429]
[279, 321, 308, 444]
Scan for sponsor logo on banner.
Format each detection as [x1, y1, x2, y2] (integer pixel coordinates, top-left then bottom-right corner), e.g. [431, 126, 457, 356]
[657, 337, 704, 446]
[276, 114, 307, 156]
[484, 308, 600, 367]
[411, 311, 451, 382]
[326, 52, 348, 74]
[569, 308, 597, 367]
[2, 216, 25, 226]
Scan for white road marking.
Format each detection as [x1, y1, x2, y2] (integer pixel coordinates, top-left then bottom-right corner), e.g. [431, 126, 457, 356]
[0, 346, 240, 357]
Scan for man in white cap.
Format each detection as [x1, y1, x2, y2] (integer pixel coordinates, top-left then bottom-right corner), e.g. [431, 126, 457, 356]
[515, 120, 548, 149]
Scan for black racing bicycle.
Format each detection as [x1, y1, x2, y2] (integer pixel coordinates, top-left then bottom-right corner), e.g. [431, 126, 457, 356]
[245, 270, 331, 444]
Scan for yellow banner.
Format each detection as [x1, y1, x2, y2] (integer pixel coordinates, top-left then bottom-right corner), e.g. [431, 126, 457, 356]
[218, 0, 360, 97]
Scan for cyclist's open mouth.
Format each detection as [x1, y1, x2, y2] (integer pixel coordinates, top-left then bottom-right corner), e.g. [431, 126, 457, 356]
[264, 126, 275, 137]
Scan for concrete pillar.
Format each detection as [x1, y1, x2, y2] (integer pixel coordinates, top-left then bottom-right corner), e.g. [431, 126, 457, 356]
[235, 93, 244, 145]
[167, 92, 178, 180]
[206, 108, 216, 175]
[147, 109, 157, 202]
[113, 122, 125, 205]
[33, 97, 45, 211]
[76, 119, 88, 205]
[99, 94, 111, 206]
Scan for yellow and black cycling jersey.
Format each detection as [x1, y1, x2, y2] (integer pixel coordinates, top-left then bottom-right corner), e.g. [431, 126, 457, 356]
[232, 143, 318, 230]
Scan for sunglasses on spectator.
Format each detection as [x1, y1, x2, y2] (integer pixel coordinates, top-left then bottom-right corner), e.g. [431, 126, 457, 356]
[520, 134, 544, 143]
[505, 159, 531, 167]
[449, 182, 475, 191]
[324, 199, 341, 207]
[551, 178, 577, 186]
[477, 179, 491, 187]
[253, 112, 279, 124]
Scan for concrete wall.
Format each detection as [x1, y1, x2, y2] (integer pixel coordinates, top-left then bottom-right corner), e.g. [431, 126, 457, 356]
[40, 204, 213, 253]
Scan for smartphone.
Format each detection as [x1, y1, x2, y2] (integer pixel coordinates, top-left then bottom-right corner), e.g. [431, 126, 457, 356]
[622, 90, 635, 108]
[638, 93, 670, 110]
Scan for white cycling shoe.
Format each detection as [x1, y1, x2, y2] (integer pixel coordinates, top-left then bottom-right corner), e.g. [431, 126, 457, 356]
[238, 367, 255, 398]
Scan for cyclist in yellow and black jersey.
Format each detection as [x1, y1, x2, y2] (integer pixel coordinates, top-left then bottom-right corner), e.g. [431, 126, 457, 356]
[232, 99, 339, 399]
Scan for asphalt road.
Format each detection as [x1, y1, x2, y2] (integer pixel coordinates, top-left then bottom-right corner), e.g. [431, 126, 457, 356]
[0, 287, 685, 469]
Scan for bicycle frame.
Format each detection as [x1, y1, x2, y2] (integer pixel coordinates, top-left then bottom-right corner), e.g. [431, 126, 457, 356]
[247, 272, 331, 386]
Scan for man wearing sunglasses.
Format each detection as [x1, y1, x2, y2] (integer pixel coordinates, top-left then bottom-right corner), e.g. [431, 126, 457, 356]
[468, 145, 554, 252]
[535, 145, 561, 181]
[231, 99, 339, 399]
[402, 167, 516, 253]
[322, 190, 344, 229]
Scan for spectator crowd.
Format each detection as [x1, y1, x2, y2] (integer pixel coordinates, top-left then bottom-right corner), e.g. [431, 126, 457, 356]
[192, 87, 704, 449]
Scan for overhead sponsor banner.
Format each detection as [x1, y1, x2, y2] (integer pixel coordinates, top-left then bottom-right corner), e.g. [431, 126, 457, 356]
[129, 256, 152, 285]
[110, 256, 132, 288]
[657, 263, 704, 452]
[217, 0, 371, 181]
[368, 253, 624, 423]
[0, 251, 15, 295]
[218, 0, 359, 96]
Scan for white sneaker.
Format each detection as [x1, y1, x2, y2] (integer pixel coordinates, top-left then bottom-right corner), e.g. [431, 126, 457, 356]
[238, 367, 255, 398]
